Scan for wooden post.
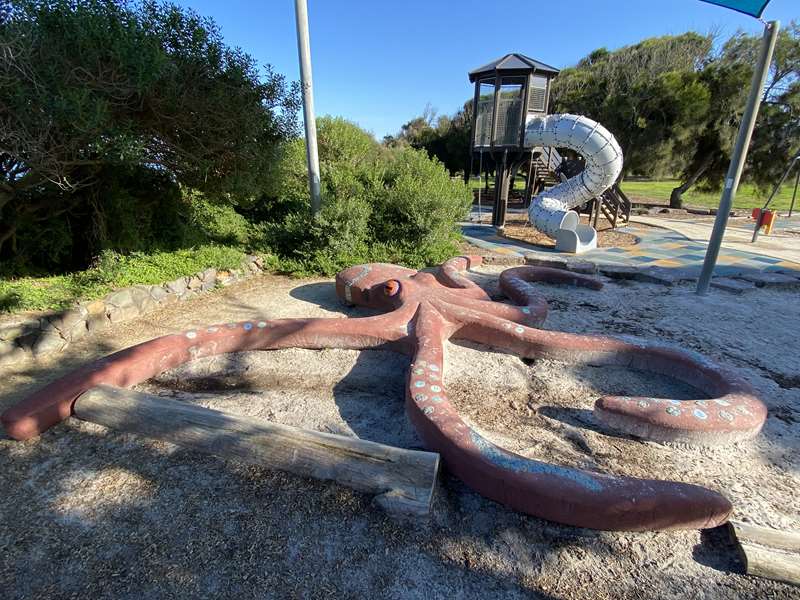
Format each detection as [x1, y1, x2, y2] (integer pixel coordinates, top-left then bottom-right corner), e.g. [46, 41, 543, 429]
[729, 520, 800, 586]
[74, 385, 440, 517]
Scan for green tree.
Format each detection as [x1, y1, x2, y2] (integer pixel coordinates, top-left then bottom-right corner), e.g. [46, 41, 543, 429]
[0, 0, 298, 262]
[392, 101, 474, 177]
[551, 33, 714, 182]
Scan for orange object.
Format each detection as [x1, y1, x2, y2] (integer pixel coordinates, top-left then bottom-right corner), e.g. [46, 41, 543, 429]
[763, 210, 776, 234]
[752, 208, 776, 235]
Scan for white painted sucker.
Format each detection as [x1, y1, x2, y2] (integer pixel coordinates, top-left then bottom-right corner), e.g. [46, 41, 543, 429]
[524, 114, 623, 238]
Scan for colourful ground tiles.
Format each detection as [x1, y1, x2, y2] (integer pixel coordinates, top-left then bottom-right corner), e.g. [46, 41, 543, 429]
[461, 223, 800, 276]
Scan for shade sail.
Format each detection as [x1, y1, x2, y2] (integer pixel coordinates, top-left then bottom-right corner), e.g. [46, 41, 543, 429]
[699, 0, 771, 17]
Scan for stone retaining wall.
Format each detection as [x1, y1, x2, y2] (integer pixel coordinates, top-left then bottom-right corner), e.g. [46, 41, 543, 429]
[0, 255, 265, 366]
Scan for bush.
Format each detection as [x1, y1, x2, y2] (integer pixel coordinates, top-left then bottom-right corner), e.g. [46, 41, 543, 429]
[1, 0, 298, 267]
[0, 245, 249, 313]
[261, 117, 471, 275]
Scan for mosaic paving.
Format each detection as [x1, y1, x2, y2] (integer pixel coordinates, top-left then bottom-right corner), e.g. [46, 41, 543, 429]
[462, 223, 800, 276]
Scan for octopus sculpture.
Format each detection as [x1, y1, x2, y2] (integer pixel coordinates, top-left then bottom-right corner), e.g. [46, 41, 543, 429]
[1, 257, 767, 531]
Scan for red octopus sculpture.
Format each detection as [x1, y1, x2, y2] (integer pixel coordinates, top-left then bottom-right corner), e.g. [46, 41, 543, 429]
[1, 257, 767, 531]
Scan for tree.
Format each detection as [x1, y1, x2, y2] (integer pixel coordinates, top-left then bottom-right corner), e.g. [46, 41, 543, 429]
[0, 0, 298, 260]
[670, 22, 800, 207]
[551, 33, 714, 182]
[391, 101, 474, 177]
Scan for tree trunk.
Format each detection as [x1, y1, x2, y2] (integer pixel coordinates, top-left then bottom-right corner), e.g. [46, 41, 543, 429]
[671, 156, 713, 209]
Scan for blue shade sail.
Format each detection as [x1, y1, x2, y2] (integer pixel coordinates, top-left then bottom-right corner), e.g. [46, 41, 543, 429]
[699, 0, 771, 17]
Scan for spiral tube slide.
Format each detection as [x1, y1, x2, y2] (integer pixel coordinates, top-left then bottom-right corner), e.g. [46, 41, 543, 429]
[525, 114, 623, 249]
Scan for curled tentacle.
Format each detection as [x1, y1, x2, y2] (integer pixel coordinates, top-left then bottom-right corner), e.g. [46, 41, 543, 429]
[457, 310, 766, 445]
[499, 265, 603, 323]
[436, 256, 491, 301]
[1, 310, 413, 441]
[406, 303, 732, 531]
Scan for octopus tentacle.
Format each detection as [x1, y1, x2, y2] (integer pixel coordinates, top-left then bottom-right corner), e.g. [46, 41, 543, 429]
[499, 265, 603, 323]
[456, 311, 766, 444]
[436, 256, 491, 300]
[405, 302, 732, 531]
[1, 310, 414, 441]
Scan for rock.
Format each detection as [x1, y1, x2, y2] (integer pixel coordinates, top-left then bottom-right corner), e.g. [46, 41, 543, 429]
[711, 278, 756, 294]
[200, 268, 217, 292]
[165, 277, 189, 296]
[187, 275, 203, 291]
[524, 255, 568, 270]
[31, 331, 67, 357]
[131, 286, 156, 313]
[86, 312, 110, 334]
[149, 285, 169, 303]
[0, 318, 40, 342]
[0, 344, 28, 366]
[46, 307, 89, 342]
[565, 260, 597, 275]
[737, 271, 800, 289]
[65, 319, 88, 342]
[105, 289, 140, 323]
[634, 268, 677, 286]
[598, 265, 639, 280]
[83, 300, 107, 316]
[217, 270, 238, 286]
[0, 339, 17, 359]
[46, 307, 88, 334]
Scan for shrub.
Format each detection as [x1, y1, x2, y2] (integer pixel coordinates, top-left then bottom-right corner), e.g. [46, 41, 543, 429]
[260, 117, 471, 274]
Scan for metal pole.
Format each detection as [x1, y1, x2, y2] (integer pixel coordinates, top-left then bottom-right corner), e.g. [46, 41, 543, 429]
[696, 20, 780, 295]
[789, 162, 800, 218]
[294, 0, 321, 216]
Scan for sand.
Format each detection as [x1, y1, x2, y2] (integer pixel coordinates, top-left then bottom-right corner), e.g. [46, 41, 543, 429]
[1, 264, 798, 599]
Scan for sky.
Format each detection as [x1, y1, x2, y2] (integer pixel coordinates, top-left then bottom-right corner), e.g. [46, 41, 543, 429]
[175, 0, 797, 139]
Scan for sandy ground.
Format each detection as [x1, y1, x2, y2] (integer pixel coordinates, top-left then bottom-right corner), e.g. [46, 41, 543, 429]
[501, 214, 639, 249]
[1, 265, 799, 599]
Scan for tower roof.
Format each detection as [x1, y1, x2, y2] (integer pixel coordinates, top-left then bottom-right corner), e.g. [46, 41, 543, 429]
[468, 53, 560, 82]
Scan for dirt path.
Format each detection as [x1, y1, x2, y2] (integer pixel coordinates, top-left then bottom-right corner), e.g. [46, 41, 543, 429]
[1, 268, 798, 599]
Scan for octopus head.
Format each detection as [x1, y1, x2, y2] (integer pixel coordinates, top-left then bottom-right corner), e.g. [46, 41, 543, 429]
[335, 263, 417, 309]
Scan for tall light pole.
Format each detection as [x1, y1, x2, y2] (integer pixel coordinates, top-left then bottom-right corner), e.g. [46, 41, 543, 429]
[294, 0, 322, 216]
[695, 19, 780, 294]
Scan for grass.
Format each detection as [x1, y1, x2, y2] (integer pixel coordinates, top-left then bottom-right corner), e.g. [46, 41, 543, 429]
[620, 179, 798, 211]
[466, 175, 798, 210]
[0, 245, 251, 314]
[468, 178, 528, 191]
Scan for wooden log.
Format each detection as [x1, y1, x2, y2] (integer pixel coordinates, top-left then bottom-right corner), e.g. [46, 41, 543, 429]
[729, 520, 800, 586]
[74, 385, 439, 516]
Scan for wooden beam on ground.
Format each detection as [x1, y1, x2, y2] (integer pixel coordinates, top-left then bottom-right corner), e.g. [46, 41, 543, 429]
[729, 520, 800, 587]
[75, 385, 439, 517]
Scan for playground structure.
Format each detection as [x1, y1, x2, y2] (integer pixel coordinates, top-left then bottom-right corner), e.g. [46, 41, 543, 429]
[1, 257, 767, 531]
[469, 54, 630, 253]
[751, 152, 799, 242]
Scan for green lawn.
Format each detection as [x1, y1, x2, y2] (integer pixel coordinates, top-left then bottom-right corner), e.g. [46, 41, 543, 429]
[620, 179, 797, 211]
[468, 177, 797, 210]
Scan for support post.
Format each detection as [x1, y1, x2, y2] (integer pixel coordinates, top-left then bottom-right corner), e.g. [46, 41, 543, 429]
[789, 162, 799, 217]
[294, 0, 322, 216]
[696, 20, 780, 295]
[493, 150, 509, 230]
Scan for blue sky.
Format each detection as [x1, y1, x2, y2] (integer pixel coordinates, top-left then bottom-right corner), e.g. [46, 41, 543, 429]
[176, 0, 797, 139]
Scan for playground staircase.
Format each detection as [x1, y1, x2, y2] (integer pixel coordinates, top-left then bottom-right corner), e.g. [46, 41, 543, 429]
[528, 148, 631, 230]
[590, 184, 631, 229]
[529, 146, 563, 188]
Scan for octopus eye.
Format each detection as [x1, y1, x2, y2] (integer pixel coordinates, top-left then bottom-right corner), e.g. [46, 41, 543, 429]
[384, 280, 401, 297]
